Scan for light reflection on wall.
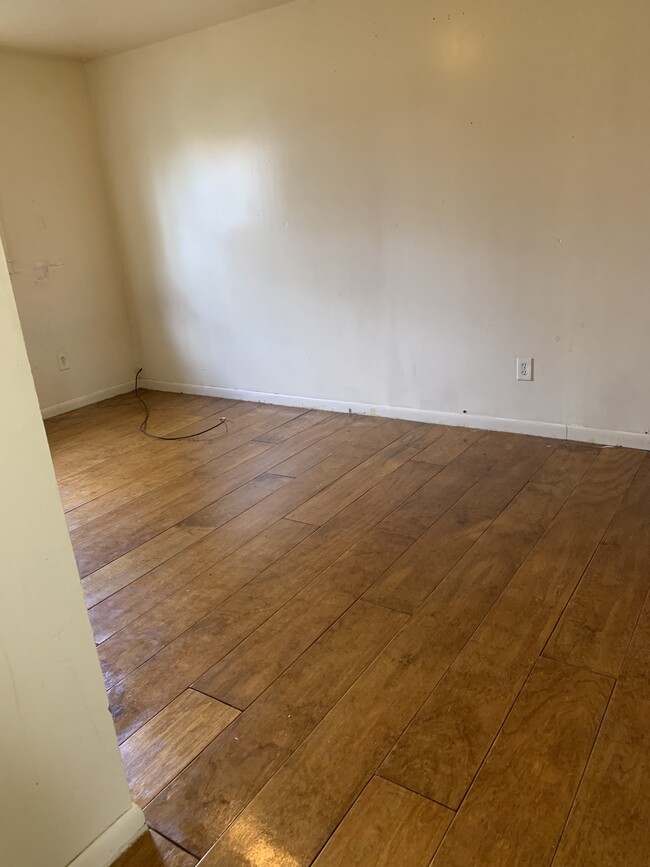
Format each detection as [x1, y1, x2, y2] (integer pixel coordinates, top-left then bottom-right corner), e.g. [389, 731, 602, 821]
[436, 28, 480, 75]
[146, 140, 271, 378]
[164, 140, 268, 233]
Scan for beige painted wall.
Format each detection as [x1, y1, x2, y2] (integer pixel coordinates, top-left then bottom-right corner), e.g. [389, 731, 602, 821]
[0, 51, 137, 415]
[0, 252, 141, 864]
[88, 0, 650, 439]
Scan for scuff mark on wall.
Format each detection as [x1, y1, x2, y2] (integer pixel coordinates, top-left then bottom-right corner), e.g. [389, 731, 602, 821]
[33, 261, 63, 282]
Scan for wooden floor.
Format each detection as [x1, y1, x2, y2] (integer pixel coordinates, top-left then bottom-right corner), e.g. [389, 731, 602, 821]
[47, 390, 650, 867]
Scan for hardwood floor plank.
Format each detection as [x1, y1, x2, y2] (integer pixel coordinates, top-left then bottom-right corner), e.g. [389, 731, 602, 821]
[98, 519, 314, 690]
[192, 576, 367, 710]
[380, 447, 642, 809]
[47, 391, 216, 441]
[287, 423, 454, 526]
[111, 830, 197, 867]
[57, 395, 247, 462]
[194, 611, 453, 866]
[312, 776, 453, 867]
[80, 412, 381, 590]
[430, 658, 611, 867]
[145, 600, 409, 857]
[412, 426, 483, 466]
[139, 391, 237, 419]
[89, 472, 294, 643]
[194, 439, 549, 709]
[544, 454, 650, 677]
[88, 425, 429, 642]
[265, 416, 381, 478]
[195, 449, 608, 867]
[46, 397, 159, 449]
[120, 689, 238, 808]
[551, 594, 650, 867]
[107, 459, 437, 743]
[82, 525, 209, 609]
[363, 437, 555, 613]
[66, 411, 350, 531]
[59, 403, 271, 512]
[52, 422, 193, 479]
[47, 395, 650, 867]
[51, 398, 230, 480]
[49, 394, 234, 483]
[45, 391, 138, 435]
[78, 416, 355, 604]
[74, 415, 408, 576]
[253, 409, 331, 443]
[71, 437, 273, 574]
[72, 410, 314, 576]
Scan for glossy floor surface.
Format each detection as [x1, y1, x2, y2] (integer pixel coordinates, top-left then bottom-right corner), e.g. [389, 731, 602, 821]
[48, 391, 650, 866]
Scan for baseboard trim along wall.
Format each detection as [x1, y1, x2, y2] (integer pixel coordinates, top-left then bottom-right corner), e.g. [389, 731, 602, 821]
[66, 804, 145, 867]
[140, 379, 650, 451]
[41, 381, 134, 420]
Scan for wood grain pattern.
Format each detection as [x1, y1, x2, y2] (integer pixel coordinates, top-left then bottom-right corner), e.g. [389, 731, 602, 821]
[45, 394, 650, 867]
[252, 409, 332, 443]
[98, 518, 314, 690]
[195, 608, 456, 866]
[545, 454, 650, 677]
[88, 472, 294, 644]
[49, 399, 208, 479]
[192, 436, 512, 709]
[430, 657, 612, 867]
[84, 417, 404, 604]
[363, 437, 554, 613]
[197, 448, 600, 866]
[262, 416, 380, 478]
[313, 776, 453, 867]
[146, 601, 408, 856]
[87, 431, 403, 642]
[68, 412, 351, 531]
[412, 426, 484, 466]
[74, 407, 370, 577]
[194, 438, 552, 709]
[60, 401, 262, 512]
[286, 422, 445, 526]
[120, 689, 238, 807]
[72, 408, 311, 575]
[108, 459, 437, 743]
[111, 830, 196, 867]
[380, 447, 642, 809]
[551, 596, 650, 867]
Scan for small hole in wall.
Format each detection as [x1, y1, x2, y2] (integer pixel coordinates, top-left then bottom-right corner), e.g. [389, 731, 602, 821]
[463, 410, 468, 414]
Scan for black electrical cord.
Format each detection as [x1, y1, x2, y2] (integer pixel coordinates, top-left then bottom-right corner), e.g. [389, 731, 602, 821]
[134, 369, 227, 440]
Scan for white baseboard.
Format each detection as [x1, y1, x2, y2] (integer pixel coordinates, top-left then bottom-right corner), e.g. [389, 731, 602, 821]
[567, 425, 650, 450]
[41, 382, 134, 420]
[67, 803, 146, 867]
[140, 378, 650, 451]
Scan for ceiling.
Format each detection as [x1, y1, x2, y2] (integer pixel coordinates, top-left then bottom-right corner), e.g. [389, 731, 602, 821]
[0, 0, 296, 61]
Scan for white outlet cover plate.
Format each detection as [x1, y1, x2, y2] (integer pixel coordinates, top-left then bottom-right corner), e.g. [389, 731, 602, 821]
[517, 357, 533, 381]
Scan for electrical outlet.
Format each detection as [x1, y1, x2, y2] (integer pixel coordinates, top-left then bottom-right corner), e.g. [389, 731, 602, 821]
[517, 357, 533, 381]
[57, 352, 70, 371]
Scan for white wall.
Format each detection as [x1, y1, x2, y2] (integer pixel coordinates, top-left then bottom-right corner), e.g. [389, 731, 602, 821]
[0, 51, 137, 416]
[0, 249, 143, 865]
[88, 0, 650, 439]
